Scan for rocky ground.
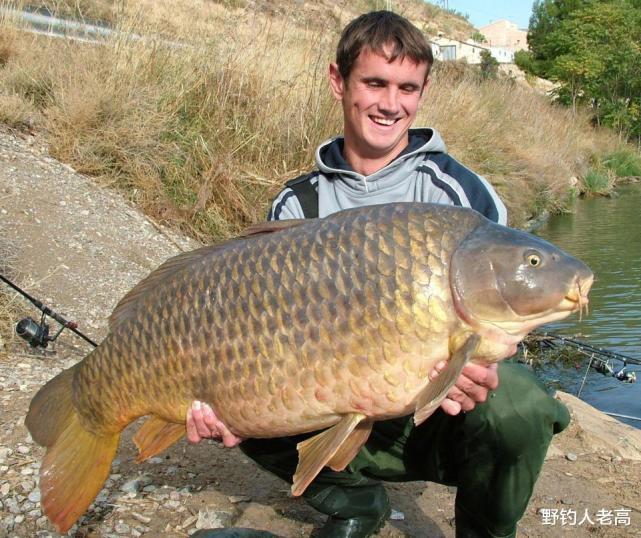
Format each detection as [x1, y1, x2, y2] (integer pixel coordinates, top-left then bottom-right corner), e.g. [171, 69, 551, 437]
[1, 126, 641, 537]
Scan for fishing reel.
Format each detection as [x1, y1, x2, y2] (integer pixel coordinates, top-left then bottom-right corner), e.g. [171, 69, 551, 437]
[15, 312, 65, 348]
[592, 358, 637, 383]
[614, 365, 637, 383]
[1, 273, 97, 350]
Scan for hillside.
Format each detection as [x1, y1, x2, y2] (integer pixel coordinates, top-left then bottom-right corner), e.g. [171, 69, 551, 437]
[20, 0, 476, 40]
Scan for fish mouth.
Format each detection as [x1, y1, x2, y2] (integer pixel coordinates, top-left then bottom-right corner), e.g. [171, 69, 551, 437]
[562, 274, 594, 320]
[456, 273, 595, 342]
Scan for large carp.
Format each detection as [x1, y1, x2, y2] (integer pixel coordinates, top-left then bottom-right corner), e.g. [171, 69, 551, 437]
[25, 203, 592, 533]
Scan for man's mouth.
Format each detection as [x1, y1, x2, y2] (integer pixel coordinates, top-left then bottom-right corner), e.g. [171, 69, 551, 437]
[370, 116, 400, 126]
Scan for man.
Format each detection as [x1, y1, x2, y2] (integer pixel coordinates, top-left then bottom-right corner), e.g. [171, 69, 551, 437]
[187, 11, 570, 538]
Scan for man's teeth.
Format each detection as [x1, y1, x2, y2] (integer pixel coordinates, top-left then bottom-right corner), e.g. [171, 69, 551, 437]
[372, 117, 396, 126]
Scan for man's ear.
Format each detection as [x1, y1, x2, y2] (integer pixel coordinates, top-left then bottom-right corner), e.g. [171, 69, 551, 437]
[328, 63, 345, 100]
[420, 77, 430, 98]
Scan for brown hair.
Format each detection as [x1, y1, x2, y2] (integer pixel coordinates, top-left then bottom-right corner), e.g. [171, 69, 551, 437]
[336, 11, 434, 83]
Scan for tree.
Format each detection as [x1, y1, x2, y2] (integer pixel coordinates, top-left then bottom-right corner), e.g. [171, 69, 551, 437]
[471, 31, 486, 43]
[524, 0, 641, 140]
[479, 50, 499, 79]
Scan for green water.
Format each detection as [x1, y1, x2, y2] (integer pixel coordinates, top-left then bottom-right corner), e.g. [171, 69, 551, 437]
[534, 184, 641, 427]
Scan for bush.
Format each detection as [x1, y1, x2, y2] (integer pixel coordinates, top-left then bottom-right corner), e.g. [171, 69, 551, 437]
[582, 169, 614, 196]
[602, 149, 641, 179]
[479, 50, 498, 79]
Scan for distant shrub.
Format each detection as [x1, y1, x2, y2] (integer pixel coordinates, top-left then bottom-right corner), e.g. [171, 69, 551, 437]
[582, 169, 614, 196]
[471, 31, 486, 43]
[602, 149, 641, 178]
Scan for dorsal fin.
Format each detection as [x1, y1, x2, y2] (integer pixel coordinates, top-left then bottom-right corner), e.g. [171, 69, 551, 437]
[108, 219, 310, 332]
[238, 219, 308, 237]
[108, 244, 224, 331]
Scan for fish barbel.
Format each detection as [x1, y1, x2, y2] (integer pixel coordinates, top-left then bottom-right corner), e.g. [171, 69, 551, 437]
[25, 202, 593, 532]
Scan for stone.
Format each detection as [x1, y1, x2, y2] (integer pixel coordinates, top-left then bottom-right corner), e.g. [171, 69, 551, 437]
[390, 509, 405, 521]
[5, 497, 20, 514]
[28, 490, 41, 503]
[114, 521, 130, 534]
[228, 495, 251, 504]
[565, 452, 578, 462]
[195, 509, 234, 530]
[120, 475, 151, 493]
[131, 512, 151, 524]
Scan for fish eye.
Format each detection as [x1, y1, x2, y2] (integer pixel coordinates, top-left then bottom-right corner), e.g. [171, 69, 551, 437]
[525, 251, 542, 267]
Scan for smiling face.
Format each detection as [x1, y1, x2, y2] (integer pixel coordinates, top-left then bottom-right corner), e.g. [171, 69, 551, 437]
[329, 45, 429, 175]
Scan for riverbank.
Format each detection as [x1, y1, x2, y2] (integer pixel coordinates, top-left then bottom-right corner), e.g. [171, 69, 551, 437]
[0, 1, 627, 239]
[1, 127, 640, 537]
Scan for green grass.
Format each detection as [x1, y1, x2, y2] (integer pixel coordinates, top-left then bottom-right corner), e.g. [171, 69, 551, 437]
[602, 149, 641, 179]
[582, 169, 614, 196]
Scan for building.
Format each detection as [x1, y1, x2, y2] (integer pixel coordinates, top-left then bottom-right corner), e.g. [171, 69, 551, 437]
[429, 34, 514, 64]
[479, 19, 528, 52]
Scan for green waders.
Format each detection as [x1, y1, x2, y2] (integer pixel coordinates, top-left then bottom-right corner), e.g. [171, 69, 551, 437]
[240, 363, 570, 538]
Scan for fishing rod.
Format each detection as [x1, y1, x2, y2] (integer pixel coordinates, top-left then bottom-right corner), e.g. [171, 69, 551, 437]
[0, 273, 97, 349]
[526, 331, 638, 384]
[535, 331, 641, 366]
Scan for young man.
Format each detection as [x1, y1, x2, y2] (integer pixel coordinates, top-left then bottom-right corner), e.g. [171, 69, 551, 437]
[187, 11, 570, 538]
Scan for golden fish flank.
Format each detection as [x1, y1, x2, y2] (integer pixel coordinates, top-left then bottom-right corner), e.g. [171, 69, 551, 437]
[25, 202, 593, 533]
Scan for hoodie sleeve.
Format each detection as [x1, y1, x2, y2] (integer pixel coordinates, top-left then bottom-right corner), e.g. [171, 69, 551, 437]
[267, 187, 307, 221]
[420, 154, 508, 225]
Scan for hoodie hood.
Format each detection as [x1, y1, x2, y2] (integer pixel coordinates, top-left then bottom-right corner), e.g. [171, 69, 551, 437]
[316, 128, 447, 184]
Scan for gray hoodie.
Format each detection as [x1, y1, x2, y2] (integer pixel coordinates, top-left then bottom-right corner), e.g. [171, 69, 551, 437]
[268, 128, 507, 225]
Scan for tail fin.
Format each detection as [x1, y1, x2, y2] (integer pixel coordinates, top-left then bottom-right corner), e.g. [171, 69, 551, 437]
[25, 366, 119, 533]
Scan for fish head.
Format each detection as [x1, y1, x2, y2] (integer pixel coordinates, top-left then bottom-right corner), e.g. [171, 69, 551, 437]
[450, 221, 593, 347]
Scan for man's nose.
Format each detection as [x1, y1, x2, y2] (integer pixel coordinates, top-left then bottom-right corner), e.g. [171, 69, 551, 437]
[379, 87, 400, 113]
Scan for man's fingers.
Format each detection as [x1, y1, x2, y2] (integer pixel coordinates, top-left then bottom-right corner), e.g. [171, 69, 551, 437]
[460, 363, 499, 390]
[221, 429, 243, 447]
[430, 361, 447, 380]
[186, 407, 202, 444]
[191, 401, 215, 438]
[453, 374, 490, 404]
[440, 397, 462, 416]
[200, 402, 219, 429]
[447, 386, 476, 412]
[186, 400, 243, 447]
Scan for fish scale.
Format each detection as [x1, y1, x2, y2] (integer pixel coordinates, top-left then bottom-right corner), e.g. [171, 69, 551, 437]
[25, 202, 594, 533]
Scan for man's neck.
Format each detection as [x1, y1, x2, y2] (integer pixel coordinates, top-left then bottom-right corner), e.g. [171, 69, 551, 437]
[342, 139, 409, 176]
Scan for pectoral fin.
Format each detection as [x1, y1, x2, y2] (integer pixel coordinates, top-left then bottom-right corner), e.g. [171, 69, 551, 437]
[413, 334, 481, 426]
[327, 420, 373, 472]
[292, 413, 366, 496]
[133, 416, 185, 463]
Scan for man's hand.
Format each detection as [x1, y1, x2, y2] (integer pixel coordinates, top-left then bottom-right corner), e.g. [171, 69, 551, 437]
[431, 362, 499, 416]
[186, 401, 243, 447]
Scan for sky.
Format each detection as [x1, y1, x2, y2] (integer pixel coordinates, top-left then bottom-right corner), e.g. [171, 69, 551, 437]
[426, 1, 534, 30]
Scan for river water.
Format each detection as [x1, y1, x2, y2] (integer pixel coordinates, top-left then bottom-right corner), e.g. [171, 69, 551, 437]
[534, 184, 641, 428]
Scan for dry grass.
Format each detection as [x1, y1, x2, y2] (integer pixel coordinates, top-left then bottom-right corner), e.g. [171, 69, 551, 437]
[0, 230, 20, 358]
[423, 62, 612, 224]
[0, 2, 626, 239]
